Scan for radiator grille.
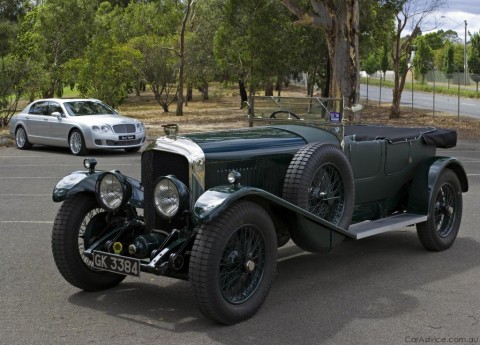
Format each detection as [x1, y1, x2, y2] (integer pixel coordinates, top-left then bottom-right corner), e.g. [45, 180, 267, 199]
[142, 150, 189, 232]
[113, 124, 136, 134]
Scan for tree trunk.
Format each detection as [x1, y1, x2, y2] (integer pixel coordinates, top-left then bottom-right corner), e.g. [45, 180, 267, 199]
[275, 76, 282, 96]
[176, 0, 193, 116]
[265, 79, 274, 96]
[202, 81, 209, 100]
[282, 0, 359, 107]
[238, 79, 248, 108]
[186, 84, 193, 102]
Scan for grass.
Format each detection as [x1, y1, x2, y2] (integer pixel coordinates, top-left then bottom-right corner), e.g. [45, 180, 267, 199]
[362, 77, 479, 99]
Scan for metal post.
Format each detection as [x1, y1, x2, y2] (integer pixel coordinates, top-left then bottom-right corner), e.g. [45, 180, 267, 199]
[411, 68, 414, 115]
[433, 69, 435, 118]
[457, 81, 461, 121]
[465, 20, 468, 86]
[379, 76, 382, 106]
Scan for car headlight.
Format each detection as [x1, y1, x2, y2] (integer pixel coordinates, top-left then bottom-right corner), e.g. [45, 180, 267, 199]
[96, 172, 132, 211]
[153, 176, 189, 219]
[136, 122, 145, 132]
[92, 125, 111, 133]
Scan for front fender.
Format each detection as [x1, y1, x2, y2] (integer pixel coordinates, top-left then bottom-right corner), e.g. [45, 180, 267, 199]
[408, 157, 468, 214]
[52, 171, 144, 208]
[193, 185, 353, 239]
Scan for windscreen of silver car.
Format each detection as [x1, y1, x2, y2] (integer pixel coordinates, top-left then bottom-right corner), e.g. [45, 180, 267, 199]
[96, 172, 132, 211]
[153, 176, 189, 219]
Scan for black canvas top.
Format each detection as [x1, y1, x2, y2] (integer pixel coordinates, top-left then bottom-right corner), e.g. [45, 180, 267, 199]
[344, 125, 456, 148]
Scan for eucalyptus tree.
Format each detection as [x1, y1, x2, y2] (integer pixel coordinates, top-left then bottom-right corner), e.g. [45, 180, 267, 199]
[0, 0, 32, 21]
[129, 35, 179, 112]
[468, 31, 480, 93]
[15, 0, 98, 98]
[387, 0, 445, 118]
[65, 2, 143, 107]
[289, 25, 329, 97]
[282, 0, 361, 106]
[214, 0, 294, 104]
[184, 0, 220, 101]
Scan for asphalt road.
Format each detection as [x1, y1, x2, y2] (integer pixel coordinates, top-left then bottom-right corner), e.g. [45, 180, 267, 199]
[360, 84, 480, 119]
[1, 144, 480, 345]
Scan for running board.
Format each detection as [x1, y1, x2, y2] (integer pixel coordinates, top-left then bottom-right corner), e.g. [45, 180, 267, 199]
[348, 213, 428, 240]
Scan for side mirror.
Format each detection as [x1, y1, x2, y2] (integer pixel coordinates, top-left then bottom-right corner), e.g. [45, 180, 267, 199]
[52, 111, 64, 119]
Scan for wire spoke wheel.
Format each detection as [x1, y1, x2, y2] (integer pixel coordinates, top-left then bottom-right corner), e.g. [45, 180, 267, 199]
[220, 225, 265, 304]
[434, 183, 456, 238]
[417, 169, 462, 251]
[283, 143, 354, 252]
[189, 201, 277, 324]
[52, 193, 125, 291]
[308, 163, 345, 224]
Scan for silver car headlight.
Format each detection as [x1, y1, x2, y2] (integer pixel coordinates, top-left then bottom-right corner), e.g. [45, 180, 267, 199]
[136, 122, 145, 132]
[96, 172, 132, 211]
[92, 124, 111, 133]
[153, 176, 189, 219]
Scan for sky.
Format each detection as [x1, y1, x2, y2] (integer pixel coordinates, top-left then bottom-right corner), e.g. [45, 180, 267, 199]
[434, 0, 480, 39]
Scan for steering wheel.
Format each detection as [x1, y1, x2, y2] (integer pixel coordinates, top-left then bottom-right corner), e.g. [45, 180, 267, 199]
[269, 110, 300, 119]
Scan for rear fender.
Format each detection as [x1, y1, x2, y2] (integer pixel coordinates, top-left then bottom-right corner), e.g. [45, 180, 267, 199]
[408, 157, 468, 214]
[52, 171, 144, 208]
[193, 186, 355, 251]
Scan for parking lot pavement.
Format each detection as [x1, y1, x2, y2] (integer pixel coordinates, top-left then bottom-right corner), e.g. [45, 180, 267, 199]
[1, 143, 479, 345]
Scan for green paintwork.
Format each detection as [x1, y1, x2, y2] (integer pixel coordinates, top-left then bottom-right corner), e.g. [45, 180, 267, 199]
[407, 157, 468, 214]
[193, 185, 354, 251]
[52, 170, 144, 208]
[185, 125, 340, 198]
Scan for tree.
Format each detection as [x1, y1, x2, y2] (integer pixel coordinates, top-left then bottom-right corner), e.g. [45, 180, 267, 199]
[176, 0, 195, 116]
[413, 35, 434, 83]
[184, 0, 219, 101]
[130, 35, 179, 112]
[380, 43, 390, 81]
[0, 0, 32, 22]
[290, 25, 329, 97]
[441, 40, 454, 88]
[282, 0, 360, 106]
[0, 56, 37, 126]
[214, 0, 295, 105]
[468, 31, 480, 93]
[388, 0, 445, 118]
[15, 0, 97, 98]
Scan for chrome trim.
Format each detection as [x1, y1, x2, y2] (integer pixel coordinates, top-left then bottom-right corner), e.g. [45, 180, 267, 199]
[146, 136, 205, 208]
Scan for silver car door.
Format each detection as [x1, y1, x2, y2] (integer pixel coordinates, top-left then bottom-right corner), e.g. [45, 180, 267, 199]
[25, 101, 49, 142]
[47, 101, 70, 145]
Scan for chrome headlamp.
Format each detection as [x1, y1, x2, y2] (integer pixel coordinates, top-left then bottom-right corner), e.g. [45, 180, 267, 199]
[153, 176, 189, 219]
[96, 172, 132, 211]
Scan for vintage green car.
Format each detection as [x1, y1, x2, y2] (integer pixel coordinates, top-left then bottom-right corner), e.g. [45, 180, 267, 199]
[51, 100, 468, 324]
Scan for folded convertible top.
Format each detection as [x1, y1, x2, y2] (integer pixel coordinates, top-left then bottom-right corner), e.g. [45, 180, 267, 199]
[344, 125, 457, 148]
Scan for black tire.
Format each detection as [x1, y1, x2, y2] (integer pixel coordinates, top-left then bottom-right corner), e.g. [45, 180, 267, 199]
[270, 110, 300, 119]
[124, 147, 141, 153]
[69, 129, 89, 156]
[283, 143, 355, 252]
[52, 193, 125, 291]
[416, 169, 463, 251]
[189, 201, 277, 324]
[15, 126, 32, 150]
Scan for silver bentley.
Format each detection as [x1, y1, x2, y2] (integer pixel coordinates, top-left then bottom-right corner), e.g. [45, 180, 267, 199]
[9, 98, 146, 155]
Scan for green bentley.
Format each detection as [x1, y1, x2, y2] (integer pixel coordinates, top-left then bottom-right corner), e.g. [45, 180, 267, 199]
[51, 97, 468, 324]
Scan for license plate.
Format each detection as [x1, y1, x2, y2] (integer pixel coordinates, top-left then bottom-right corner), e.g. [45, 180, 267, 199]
[119, 135, 135, 140]
[92, 251, 140, 277]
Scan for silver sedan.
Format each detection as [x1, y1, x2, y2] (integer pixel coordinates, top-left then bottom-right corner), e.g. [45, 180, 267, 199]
[9, 98, 146, 155]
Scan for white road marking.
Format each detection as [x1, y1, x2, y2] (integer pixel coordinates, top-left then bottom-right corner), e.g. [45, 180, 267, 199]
[0, 221, 53, 224]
